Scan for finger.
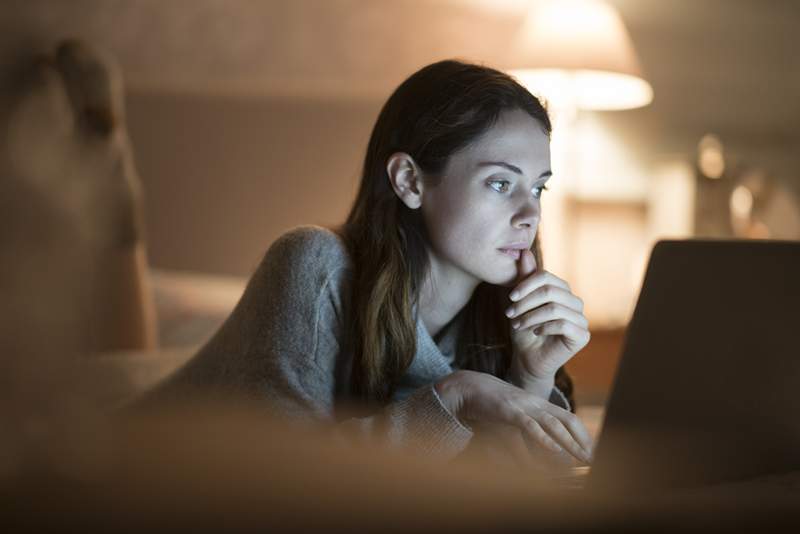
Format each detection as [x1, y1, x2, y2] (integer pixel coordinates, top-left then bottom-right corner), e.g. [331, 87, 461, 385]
[536, 411, 592, 464]
[506, 285, 585, 319]
[516, 249, 537, 285]
[512, 303, 589, 331]
[529, 319, 591, 348]
[516, 414, 563, 455]
[547, 407, 594, 459]
[510, 270, 572, 302]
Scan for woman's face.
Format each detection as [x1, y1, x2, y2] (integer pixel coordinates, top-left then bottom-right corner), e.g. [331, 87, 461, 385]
[420, 107, 551, 288]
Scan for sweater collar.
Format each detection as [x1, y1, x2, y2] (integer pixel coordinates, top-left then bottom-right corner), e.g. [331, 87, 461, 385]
[411, 301, 461, 375]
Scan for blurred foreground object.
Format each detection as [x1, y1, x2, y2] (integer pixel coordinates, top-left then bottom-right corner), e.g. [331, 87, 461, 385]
[0, 38, 158, 464]
[2, 394, 800, 533]
[1, 38, 156, 361]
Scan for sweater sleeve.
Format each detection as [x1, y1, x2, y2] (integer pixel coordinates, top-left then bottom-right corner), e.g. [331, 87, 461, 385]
[155, 226, 473, 460]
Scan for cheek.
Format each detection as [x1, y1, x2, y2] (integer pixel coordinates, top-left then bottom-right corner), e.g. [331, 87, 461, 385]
[422, 186, 506, 254]
[431, 195, 483, 234]
[429, 208, 498, 260]
[423, 190, 465, 236]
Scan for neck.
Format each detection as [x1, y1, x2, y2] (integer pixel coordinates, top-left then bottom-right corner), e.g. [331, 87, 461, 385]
[417, 252, 480, 339]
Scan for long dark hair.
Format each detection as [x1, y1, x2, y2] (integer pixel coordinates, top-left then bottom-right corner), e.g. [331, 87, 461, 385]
[334, 59, 574, 410]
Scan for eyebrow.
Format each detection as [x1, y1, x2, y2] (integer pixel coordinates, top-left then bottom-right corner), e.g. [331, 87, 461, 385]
[476, 161, 552, 180]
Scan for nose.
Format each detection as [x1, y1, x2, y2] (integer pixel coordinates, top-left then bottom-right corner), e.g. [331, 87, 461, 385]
[511, 196, 540, 230]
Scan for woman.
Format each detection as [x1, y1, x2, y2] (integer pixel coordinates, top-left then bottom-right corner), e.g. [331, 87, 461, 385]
[146, 59, 593, 468]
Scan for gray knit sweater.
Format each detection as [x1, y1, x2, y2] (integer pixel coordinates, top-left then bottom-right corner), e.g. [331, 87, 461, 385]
[146, 225, 569, 460]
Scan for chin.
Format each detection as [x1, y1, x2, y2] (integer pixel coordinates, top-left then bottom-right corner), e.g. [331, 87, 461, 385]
[478, 266, 517, 287]
[494, 276, 517, 288]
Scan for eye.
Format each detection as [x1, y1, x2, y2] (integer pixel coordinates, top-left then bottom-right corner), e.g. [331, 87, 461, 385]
[488, 179, 511, 193]
[533, 184, 550, 199]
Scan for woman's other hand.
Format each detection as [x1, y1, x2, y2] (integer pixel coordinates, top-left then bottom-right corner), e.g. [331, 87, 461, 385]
[435, 370, 593, 467]
[504, 249, 590, 396]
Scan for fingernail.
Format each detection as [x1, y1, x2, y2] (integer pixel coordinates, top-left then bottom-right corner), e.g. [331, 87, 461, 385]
[511, 321, 520, 329]
[509, 291, 519, 301]
[504, 307, 515, 318]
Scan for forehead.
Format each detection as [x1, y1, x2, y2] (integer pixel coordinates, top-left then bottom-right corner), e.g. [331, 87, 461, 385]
[447, 108, 550, 174]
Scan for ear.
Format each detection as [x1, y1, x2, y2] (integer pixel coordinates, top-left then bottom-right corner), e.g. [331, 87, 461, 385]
[386, 152, 424, 209]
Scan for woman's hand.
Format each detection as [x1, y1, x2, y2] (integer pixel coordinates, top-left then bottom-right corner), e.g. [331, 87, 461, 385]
[435, 370, 593, 467]
[504, 249, 590, 392]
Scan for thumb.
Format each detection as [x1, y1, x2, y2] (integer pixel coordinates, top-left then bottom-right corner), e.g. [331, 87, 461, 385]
[516, 249, 537, 284]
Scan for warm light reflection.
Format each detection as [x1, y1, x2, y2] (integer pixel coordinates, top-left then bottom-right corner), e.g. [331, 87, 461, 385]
[571, 202, 647, 328]
[570, 113, 647, 201]
[648, 159, 695, 239]
[698, 134, 725, 179]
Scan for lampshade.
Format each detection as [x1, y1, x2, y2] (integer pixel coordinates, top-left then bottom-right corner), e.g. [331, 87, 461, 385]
[508, 0, 653, 110]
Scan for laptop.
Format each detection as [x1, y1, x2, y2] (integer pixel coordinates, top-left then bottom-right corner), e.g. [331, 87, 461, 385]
[573, 238, 800, 494]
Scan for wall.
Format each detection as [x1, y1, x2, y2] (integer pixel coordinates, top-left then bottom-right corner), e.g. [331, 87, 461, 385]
[126, 91, 380, 276]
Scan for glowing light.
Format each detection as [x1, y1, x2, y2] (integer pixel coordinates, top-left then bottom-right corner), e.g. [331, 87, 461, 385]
[509, 0, 653, 111]
[698, 134, 725, 179]
[730, 185, 754, 219]
[512, 69, 653, 111]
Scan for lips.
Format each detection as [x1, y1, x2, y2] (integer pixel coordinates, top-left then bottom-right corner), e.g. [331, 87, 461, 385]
[499, 240, 531, 249]
[497, 242, 530, 261]
[498, 248, 522, 259]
